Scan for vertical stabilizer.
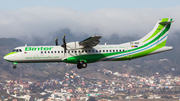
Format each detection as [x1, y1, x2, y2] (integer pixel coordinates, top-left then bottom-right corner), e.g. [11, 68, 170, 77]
[139, 18, 173, 47]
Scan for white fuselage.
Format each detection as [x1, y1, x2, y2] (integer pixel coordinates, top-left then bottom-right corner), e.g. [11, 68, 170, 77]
[6, 44, 128, 63]
[4, 41, 172, 64]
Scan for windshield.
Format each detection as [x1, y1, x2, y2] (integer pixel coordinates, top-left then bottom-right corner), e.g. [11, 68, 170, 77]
[12, 49, 22, 52]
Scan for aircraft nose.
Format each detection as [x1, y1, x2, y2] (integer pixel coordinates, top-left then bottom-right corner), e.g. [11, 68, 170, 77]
[4, 55, 11, 61]
[3, 56, 8, 61]
[4, 52, 17, 62]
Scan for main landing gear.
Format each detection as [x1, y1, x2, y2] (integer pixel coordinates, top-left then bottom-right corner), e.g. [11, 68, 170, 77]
[77, 61, 87, 69]
[13, 62, 17, 69]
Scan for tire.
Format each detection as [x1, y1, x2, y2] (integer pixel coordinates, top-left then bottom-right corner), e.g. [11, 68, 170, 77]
[82, 61, 87, 68]
[13, 65, 16, 69]
[77, 63, 82, 69]
[77, 61, 87, 69]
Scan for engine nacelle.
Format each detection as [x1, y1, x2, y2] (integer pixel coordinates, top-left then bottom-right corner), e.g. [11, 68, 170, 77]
[66, 42, 84, 49]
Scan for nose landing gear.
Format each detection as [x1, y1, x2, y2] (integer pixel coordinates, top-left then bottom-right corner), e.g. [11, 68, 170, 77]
[13, 62, 17, 69]
[77, 60, 87, 69]
[13, 65, 17, 69]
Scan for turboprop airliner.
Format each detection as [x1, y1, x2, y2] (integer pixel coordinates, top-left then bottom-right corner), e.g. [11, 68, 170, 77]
[4, 18, 173, 69]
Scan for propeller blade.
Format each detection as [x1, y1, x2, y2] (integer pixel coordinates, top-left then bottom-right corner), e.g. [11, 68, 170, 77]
[62, 34, 67, 50]
[55, 37, 58, 46]
[63, 34, 66, 44]
[63, 34, 67, 55]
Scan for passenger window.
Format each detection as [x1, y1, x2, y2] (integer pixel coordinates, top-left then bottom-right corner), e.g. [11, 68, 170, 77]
[106, 50, 108, 52]
[99, 50, 101, 52]
[82, 51, 84, 53]
[68, 51, 70, 53]
[41, 51, 43, 53]
[75, 51, 77, 53]
[103, 50, 105, 52]
[48, 51, 50, 53]
[58, 51, 60, 53]
[109, 50, 111, 52]
[61, 51, 63, 53]
[96, 50, 98, 52]
[78, 51, 80, 53]
[45, 51, 46, 53]
[113, 50, 115, 52]
[116, 50, 118, 52]
[51, 51, 53, 53]
[85, 50, 87, 52]
[92, 50, 94, 52]
[119, 50, 121, 52]
[89, 50, 91, 52]
[55, 51, 56, 53]
[123, 50, 125, 52]
[72, 51, 73, 53]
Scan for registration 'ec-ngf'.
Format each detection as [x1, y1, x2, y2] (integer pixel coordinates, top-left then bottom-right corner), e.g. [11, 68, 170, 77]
[4, 18, 174, 69]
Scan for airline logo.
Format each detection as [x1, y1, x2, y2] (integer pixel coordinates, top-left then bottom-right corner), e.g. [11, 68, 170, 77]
[25, 47, 53, 51]
[131, 45, 138, 47]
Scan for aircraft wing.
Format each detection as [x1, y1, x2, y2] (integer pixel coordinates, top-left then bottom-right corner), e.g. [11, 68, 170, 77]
[79, 35, 102, 48]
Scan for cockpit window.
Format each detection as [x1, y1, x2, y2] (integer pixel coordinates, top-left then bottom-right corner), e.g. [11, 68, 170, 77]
[12, 49, 22, 52]
[12, 49, 16, 52]
[19, 49, 22, 52]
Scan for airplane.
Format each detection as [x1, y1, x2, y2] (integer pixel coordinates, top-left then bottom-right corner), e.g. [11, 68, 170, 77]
[4, 18, 173, 69]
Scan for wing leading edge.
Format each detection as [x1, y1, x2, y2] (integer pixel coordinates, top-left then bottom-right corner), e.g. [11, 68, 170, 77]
[79, 35, 102, 48]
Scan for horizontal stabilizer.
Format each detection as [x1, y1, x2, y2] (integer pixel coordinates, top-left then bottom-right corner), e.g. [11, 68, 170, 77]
[159, 21, 174, 25]
[149, 46, 173, 55]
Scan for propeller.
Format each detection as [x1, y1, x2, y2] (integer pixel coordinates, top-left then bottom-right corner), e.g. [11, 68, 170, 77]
[61, 34, 67, 52]
[55, 37, 58, 46]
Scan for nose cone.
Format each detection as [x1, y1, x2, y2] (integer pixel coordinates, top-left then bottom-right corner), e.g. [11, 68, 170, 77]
[3, 56, 7, 60]
[3, 52, 17, 62]
[3, 55, 9, 61]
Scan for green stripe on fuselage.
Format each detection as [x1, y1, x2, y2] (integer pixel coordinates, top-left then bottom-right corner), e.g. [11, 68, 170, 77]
[113, 40, 167, 61]
[64, 22, 171, 64]
[5, 52, 18, 57]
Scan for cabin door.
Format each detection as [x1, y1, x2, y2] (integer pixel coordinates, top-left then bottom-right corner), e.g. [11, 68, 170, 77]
[128, 41, 139, 59]
[127, 42, 133, 59]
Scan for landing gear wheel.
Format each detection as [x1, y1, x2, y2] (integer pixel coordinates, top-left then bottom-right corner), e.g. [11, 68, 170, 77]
[13, 65, 17, 69]
[77, 63, 82, 69]
[77, 61, 87, 69]
[82, 61, 87, 68]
